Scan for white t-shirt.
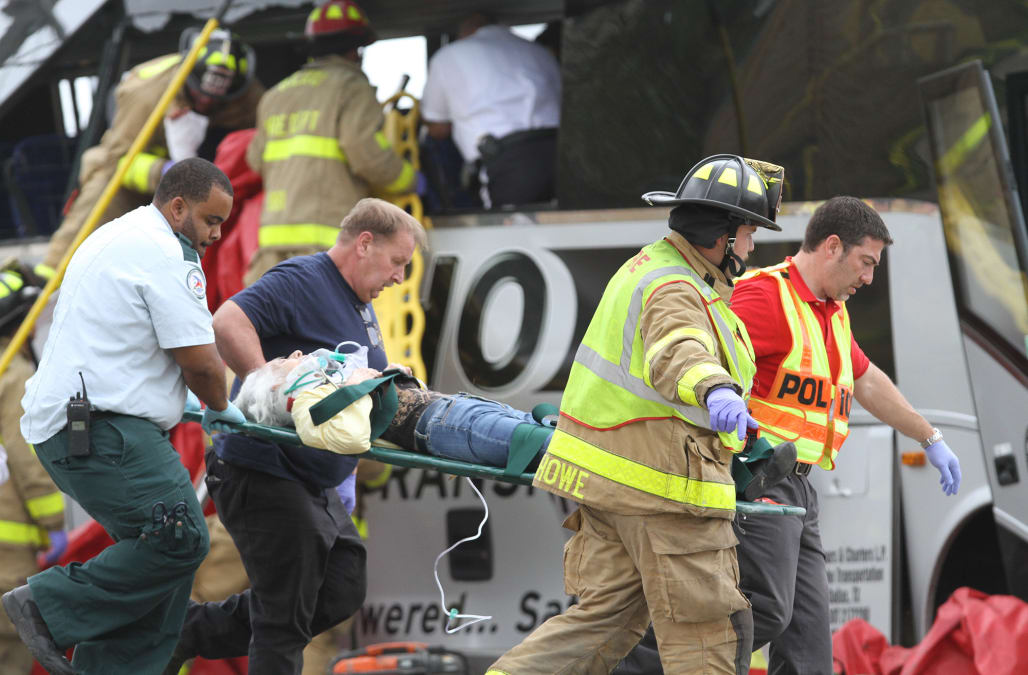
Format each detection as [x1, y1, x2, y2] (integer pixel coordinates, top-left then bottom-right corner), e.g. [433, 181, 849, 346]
[421, 25, 561, 162]
[21, 204, 215, 443]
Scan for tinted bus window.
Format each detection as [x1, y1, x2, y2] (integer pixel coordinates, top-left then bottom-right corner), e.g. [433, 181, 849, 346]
[559, 0, 1028, 210]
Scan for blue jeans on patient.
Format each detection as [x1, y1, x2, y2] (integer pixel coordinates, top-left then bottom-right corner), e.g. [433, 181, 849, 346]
[413, 394, 552, 469]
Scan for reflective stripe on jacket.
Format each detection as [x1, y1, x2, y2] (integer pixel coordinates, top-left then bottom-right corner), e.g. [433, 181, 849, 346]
[247, 55, 414, 250]
[534, 235, 756, 515]
[744, 262, 854, 469]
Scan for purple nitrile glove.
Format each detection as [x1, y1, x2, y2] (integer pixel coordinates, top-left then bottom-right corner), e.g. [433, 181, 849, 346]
[43, 530, 68, 565]
[705, 386, 758, 441]
[415, 170, 429, 197]
[925, 439, 961, 496]
[336, 473, 357, 515]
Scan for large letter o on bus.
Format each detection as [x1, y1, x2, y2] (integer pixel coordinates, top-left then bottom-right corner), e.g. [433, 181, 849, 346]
[457, 252, 546, 388]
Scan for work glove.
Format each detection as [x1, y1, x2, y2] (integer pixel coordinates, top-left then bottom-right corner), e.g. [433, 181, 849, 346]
[163, 109, 210, 162]
[41, 530, 68, 567]
[925, 439, 961, 496]
[184, 389, 202, 413]
[201, 401, 246, 434]
[705, 386, 758, 441]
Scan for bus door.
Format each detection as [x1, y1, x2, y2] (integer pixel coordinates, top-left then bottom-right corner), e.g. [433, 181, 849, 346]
[919, 60, 1028, 600]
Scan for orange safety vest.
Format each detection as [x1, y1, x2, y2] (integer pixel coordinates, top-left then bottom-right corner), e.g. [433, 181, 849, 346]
[744, 263, 854, 469]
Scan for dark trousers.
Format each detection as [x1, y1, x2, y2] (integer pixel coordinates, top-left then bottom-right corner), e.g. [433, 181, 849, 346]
[615, 474, 830, 675]
[181, 448, 366, 675]
[481, 129, 557, 207]
[29, 416, 209, 675]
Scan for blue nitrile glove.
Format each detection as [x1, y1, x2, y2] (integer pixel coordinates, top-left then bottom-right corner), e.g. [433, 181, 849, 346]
[336, 473, 357, 515]
[415, 170, 429, 196]
[201, 401, 246, 434]
[705, 386, 758, 441]
[925, 440, 961, 496]
[43, 530, 68, 566]
[184, 389, 202, 413]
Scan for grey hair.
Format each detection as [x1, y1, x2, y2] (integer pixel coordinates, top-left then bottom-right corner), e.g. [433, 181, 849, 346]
[233, 360, 292, 427]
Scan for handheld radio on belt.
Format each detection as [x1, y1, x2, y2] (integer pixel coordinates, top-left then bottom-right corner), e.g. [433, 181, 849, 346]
[66, 371, 91, 457]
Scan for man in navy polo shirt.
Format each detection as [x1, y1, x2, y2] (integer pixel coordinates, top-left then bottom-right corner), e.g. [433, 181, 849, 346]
[167, 197, 426, 675]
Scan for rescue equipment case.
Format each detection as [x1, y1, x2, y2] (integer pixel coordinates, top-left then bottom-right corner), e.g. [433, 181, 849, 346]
[329, 642, 469, 674]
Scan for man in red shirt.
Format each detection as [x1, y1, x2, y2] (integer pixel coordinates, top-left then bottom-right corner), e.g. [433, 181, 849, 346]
[730, 196, 961, 674]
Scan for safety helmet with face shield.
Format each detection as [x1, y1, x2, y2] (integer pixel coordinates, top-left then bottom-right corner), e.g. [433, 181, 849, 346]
[643, 154, 785, 277]
[179, 28, 256, 110]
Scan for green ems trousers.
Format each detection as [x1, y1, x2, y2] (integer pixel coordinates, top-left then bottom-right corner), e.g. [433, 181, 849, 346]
[28, 415, 209, 674]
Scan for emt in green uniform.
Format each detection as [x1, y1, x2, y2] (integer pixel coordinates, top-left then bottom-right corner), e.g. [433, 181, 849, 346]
[5, 158, 244, 675]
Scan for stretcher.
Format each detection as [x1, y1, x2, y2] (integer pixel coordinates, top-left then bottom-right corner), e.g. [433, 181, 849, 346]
[180, 411, 805, 516]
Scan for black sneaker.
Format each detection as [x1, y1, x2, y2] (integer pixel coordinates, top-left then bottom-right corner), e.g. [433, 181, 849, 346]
[1, 584, 76, 675]
[743, 441, 797, 502]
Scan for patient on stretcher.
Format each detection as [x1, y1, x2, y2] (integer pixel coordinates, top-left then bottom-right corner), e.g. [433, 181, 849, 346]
[233, 351, 553, 471]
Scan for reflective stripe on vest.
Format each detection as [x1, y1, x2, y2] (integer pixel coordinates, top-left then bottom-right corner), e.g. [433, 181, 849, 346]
[744, 263, 854, 469]
[0, 520, 47, 547]
[262, 134, 346, 163]
[545, 429, 736, 510]
[258, 223, 339, 248]
[561, 241, 755, 452]
[26, 491, 63, 520]
[382, 160, 415, 194]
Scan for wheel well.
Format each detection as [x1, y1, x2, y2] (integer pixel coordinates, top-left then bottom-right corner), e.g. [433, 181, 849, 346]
[931, 508, 1007, 619]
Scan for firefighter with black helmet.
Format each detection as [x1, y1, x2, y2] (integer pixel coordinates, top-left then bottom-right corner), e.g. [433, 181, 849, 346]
[486, 155, 784, 675]
[244, 0, 417, 284]
[40, 29, 263, 274]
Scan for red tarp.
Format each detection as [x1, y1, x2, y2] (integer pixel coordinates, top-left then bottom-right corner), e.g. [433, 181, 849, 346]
[833, 587, 1028, 675]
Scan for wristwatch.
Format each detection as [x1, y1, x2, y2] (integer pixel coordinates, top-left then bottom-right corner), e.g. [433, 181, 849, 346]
[920, 427, 943, 449]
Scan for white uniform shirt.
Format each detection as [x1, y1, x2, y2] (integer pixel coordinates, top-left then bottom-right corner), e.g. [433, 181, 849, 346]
[21, 204, 215, 443]
[421, 25, 561, 162]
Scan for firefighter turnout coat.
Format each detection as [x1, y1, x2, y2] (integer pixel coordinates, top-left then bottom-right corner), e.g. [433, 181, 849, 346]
[43, 53, 264, 270]
[0, 347, 64, 661]
[246, 55, 415, 256]
[535, 231, 757, 519]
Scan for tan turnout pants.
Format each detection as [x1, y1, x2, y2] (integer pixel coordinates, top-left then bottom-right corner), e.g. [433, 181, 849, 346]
[488, 505, 752, 675]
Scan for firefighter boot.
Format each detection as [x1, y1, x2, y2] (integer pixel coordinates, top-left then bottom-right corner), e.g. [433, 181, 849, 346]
[1, 584, 77, 675]
[743, 441, 797, 501]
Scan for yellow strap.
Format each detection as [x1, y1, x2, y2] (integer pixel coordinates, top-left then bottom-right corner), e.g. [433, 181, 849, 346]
[676, 361, 730, 407]
[643, 326, 716, 389]
[0, 520, 48, 547]
[547, 430, 735, 510]
[262, 135, 346, 163]
[117, 153, 162, 192]
[26, 491, 64, 520]
[258, 223, 339, 248]
[381, 160, 415, 194]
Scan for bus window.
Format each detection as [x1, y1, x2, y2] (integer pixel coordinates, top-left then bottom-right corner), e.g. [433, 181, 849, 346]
[920, 61, 1028, 374]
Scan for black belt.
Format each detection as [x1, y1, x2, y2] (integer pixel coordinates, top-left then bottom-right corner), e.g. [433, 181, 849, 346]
[477, 127, 558, 160]
[91, 410, 120, 421]
[794, 462, 813, 476]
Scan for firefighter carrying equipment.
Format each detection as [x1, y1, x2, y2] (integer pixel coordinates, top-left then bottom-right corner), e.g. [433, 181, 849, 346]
[742, 261, 854, 469]
[179, 27, 256, 104]
[547, 236, 757, 513]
